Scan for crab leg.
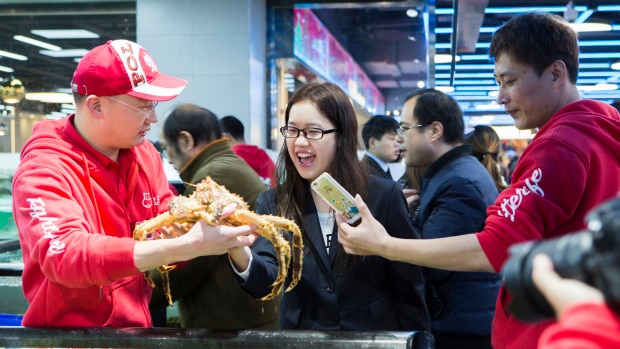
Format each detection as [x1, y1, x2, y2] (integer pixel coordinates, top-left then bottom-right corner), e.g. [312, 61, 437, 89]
[230, 210, 294, 300]
[262, 215, 304, 292]
[132, 176, 304, 305]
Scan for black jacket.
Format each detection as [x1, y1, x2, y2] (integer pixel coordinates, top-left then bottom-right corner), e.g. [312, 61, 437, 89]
[415, 145, 501, 335]
[240, 176, 430, 331]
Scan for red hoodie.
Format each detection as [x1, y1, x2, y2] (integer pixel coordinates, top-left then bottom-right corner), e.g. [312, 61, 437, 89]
[231, 144, 276, 187]
[12, 115, 174, 327]
[476, 100, 620, 348]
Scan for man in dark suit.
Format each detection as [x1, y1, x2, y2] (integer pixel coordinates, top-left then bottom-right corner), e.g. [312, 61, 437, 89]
[361, 115, 401, 180]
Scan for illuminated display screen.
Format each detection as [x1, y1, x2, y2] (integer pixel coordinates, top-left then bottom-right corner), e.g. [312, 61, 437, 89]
[293, 8, 385, 114]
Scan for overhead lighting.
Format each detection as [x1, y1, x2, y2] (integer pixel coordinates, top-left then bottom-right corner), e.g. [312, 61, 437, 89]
[39, 49, 90, 58]
[0, 50, 28, 61]
[435, 85, 455, 93]
[13, 35, 61, 51]
[612, 62, 620, 70]
[0, 66, 14, 73]
[580, 52, 620, 59]
[436, 64, 494, 70]
[31, 29, 100, 39]
[436, 5, 589, 15]
[435, 54, 461, 64]
[25, 92, 74, 104]
[578, 83, 618, 91]
[45, 111, 69, 120]
[474, 102, 501, 110]
[406, 9, 419, 18]
[569, 22, 612, 32]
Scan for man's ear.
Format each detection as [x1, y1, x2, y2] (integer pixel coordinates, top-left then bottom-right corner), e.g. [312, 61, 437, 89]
[429, 121, 444, 142]
[86, 95, 103, 115]
[550, 60, 567, 84]
[177, 130, 195, 151]
[368, 137, 378, 149]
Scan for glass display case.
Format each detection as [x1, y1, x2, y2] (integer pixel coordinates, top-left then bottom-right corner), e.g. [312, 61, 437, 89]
[0, 153, 21, 264]
[0, 153, 27, 316]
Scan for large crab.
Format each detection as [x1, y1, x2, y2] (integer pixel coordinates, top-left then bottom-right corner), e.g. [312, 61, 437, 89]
[133, 176, 303, 305]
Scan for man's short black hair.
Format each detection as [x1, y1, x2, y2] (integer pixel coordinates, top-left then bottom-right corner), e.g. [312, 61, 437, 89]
[361, 115, 399, 149]
[220, 115, 245, 141]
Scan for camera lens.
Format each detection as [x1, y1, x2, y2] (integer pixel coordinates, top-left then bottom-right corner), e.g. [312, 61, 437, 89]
[502, 231, 593, 322]
[502, 196, 620, 322]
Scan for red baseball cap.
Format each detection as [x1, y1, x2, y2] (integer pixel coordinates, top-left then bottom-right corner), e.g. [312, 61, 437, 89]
[71, 40, 187, 101]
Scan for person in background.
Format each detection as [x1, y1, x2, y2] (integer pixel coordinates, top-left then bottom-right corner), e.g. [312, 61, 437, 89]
[464, 125, 508, 192]
[337, 12, 620, 349]
[505, 149, 519, 184]
[11, 39, 256, 328]
[532, 254, 620, 349]
[150, 104, 280, 329]
[220, 115, 276, 188]
[397, 89, 438, 214]
[361, 115, 401, 180]
[398, 90, 501, 348]
[397, 165, 427, 218]
[149, 139, 183, 195]
[229, 82, 430, 331]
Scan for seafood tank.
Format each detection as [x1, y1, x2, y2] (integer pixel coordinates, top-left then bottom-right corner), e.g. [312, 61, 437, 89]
[0, 153, 27, 317]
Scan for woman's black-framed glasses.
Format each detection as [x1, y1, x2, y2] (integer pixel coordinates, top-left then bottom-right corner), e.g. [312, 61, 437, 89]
[397, 122, 428, 136]
[280, 126, 338, 140]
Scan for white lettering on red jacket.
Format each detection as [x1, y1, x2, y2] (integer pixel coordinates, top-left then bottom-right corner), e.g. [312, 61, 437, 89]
[498, 168, 545, 222]
[27, 197, 65, 254]
[141, 192, 161, 208]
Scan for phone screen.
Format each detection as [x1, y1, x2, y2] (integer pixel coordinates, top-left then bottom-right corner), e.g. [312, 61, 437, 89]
[311, 173, 360, 224]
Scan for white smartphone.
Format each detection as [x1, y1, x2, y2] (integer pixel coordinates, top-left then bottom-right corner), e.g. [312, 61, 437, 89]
[311, 172, 361, 224]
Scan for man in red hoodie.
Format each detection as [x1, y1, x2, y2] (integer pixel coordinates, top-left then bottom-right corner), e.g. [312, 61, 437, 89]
[12, 40, 256, 328]
[220, 115, 276, 188]
[338, 12, 620, 349]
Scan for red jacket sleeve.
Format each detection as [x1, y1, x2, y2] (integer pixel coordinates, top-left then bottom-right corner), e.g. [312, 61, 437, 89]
[538, 302, 620, 349]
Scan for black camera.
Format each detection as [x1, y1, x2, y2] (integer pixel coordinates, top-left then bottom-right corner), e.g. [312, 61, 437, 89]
[502, 196, 620, 322]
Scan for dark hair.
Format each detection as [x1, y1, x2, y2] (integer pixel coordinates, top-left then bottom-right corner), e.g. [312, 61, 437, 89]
[73, 92, 86, 105]
[464, 125, 507, 192]
[277, 82, 368, 272]
[220, 115, 245, 141]
[361, 115, 399, 149]
[489, 12, 579, 84]
[402, 166, 427, 191]
[162, 103, 222, 150]
[414, 92, 464, 144]
[404, 88, 441, 103]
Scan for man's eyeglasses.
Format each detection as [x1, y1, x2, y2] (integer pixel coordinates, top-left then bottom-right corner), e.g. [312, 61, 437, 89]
[280, 126, 338, 140]
[108, 97, 158, 116]
[397, 122, 429, 135]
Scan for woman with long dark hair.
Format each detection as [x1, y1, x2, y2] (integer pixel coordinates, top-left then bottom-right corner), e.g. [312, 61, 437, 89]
[230, 82, 429, 330]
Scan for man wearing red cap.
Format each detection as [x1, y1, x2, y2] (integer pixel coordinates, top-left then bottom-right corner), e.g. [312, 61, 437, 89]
[12, 40, 257, 328]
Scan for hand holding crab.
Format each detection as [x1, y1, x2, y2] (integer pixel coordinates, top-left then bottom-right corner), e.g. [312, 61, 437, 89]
[133, 177, 303, 305]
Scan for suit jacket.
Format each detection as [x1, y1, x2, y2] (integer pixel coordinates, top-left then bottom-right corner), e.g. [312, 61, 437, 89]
[363, 154, 393, 180]
[240, 176, 430, 331]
